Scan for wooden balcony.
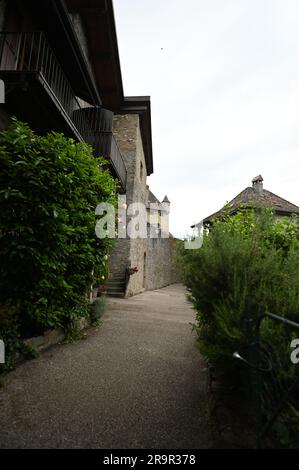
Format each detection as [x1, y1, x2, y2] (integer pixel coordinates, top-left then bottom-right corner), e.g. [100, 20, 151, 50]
[84, 130, 127, 192]
[0, 31, 92, 139]
[0, 31, 126, 190]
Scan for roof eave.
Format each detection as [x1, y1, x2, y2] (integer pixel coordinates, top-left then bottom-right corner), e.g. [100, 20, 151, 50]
[65, 1, 154, 175]
[26, 0, 101, 105]
[120, 96, 153, 176]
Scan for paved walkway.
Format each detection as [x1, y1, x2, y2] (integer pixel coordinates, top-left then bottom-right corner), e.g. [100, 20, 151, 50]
[0, 284, 213, 449]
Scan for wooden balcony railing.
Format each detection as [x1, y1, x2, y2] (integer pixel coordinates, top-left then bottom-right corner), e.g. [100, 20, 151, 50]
[0, 31, 92, 139]
[0, 31, 127, 190]
[84, 130, 127, 191]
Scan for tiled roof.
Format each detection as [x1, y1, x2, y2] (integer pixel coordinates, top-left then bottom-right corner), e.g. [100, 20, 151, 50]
[147, 190, 160, 205]
[204, 186, 299, 224]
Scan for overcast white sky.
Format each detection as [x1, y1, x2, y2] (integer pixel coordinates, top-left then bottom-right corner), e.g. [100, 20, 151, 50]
[114, 0, 299, 238]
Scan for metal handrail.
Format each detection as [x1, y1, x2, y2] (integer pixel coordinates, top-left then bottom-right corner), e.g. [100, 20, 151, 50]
[234, 303, 299, 448]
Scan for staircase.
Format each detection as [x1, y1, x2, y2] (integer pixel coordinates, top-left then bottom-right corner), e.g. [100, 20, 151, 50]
[107, 273, 126, 298]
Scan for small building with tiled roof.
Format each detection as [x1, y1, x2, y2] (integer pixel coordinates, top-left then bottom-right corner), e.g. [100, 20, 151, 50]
[193, 176, 299, 227]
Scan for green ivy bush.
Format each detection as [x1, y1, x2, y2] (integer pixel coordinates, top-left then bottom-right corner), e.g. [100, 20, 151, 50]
[0, 119, 117, 368]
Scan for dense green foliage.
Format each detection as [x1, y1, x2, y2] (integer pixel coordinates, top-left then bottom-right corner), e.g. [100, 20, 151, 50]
[0, 119, 117, 368]
[178, 209, 299, 446]
[178, 209, 299, 365]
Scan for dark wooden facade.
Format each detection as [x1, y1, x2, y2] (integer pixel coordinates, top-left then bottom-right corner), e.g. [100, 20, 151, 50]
[0, 0, 153, 191]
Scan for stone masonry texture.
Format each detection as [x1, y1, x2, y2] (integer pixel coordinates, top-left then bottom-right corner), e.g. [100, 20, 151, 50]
[108, 114, 181, 296]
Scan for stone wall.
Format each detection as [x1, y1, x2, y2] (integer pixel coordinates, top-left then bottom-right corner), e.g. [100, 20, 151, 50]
[109, 114, 148, 295]
[108, 113, 181, 296]
[108, 238, 130, 279]
[146, 236, 181, 291]
[108, 114, 138, 282]
[125, 119, 148, 295]
[112, 114, 147, 207]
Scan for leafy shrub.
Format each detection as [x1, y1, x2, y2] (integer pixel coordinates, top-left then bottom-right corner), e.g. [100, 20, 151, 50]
[89, 296, 107, 325]
[177, 209, 299, 445]
[0, 119, 117, 367]
[178, 209, 299, 367]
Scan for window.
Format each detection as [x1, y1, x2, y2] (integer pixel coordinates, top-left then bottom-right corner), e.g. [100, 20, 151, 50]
[140, 161, 143, 180]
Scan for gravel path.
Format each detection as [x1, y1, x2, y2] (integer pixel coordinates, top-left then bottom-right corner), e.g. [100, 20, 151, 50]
[0, 284, 214, 449]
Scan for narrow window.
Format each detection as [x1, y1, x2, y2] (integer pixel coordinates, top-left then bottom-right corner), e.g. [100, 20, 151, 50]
[140, 161, 143, 180]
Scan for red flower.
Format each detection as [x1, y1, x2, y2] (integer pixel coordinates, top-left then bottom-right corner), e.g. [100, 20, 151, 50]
[128, 267, 138, 275]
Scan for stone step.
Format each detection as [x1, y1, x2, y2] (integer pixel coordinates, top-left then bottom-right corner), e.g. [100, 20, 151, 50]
[107, 291, 125, 298]
[108, 274, 125, 281]
[108, 285, 125, 291]
[107, 273, 126, 298]
[107, 281, 125, 288]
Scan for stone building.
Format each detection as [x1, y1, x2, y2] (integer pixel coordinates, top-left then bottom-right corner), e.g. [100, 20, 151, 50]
[107, 114, 180, 297]
[192, 175, 299, 227]
[0, 0, 180, 298]
[145, 192, 180, 293]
